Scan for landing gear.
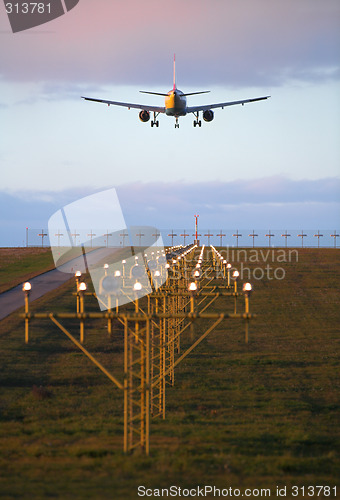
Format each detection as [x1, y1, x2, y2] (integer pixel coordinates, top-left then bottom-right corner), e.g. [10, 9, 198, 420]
[151, 111, 159, 127]
[193, 112, 201, 127]
[175, 117, 180, 128]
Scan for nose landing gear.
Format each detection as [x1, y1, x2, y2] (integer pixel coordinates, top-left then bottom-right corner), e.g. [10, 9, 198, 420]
[175, 117, 180, 128]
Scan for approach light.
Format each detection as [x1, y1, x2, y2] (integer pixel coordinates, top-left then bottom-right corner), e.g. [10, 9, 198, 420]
[154, 270, 161, 277]
[22, 282, 32, 292]
[232, 270, 240, 280]
[104, 263, 109, 269]
[243, 282, 252, 294]
[133, 281, 143, 291]
[122, 259, 126, 264]
[188, 282, 197, 292]
[78, 282, 87, 291]
[75, 271, 82, 277]
[226, 263, 232, 269]
[114, 270, 121, 277]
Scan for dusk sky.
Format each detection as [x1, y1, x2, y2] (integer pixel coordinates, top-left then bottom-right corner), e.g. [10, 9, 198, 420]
[1, 0, 339, 246]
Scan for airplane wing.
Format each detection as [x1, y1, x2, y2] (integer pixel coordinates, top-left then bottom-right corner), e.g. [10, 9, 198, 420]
[186, 96, 270, 113]
[81, 96, 165, 113]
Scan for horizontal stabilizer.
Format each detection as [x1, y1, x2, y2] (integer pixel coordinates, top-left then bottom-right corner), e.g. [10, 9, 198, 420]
[181, 91, 210, 96]
[140, 91, 168, 96]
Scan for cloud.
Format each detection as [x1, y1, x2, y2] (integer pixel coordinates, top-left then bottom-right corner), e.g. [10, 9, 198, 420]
[0, 0, 339, 87]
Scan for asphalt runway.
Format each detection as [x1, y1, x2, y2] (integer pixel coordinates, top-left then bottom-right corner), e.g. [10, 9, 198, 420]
[0, 246, 131, 322]
[0, 268, 74, 321]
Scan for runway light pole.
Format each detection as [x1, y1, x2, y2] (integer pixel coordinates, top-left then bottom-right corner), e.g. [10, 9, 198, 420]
[78, 282, 87, 343]
[242, 282, 253, 343]
[22, 282, 31, 343]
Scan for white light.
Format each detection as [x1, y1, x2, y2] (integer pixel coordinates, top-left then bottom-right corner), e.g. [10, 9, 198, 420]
[243, 282, 252, 292]
[188, 282, 197, 292]
[233, 270, 240, 278]
[22, 282, 31, 291]
[133, 282, 143, 291]
[122, 259, 126, 264]
[78, 282, 87, 291]
[223, 260, 227, 264]
[75, 271, 82, 277]
[114, 270, 121, 277]
[227, 263, 232, 269]
[104, 263, 109, 269]
[154, 270, 161, 277]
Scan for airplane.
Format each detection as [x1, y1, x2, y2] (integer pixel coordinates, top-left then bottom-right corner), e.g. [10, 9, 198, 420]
[81, 56, 270, 129]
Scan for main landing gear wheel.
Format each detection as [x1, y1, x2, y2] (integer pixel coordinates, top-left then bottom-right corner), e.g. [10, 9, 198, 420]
[193, 111, 201, 127]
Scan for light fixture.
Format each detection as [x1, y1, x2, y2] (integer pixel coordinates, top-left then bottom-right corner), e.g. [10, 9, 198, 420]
[78, 282, 87, 291]
[188, 282, 197, 292]
[133, 282, 143, 291]
[22, 282, 32, 292]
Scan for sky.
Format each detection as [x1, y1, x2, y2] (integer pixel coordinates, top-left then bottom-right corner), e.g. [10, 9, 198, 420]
[1, 0, 340, 246]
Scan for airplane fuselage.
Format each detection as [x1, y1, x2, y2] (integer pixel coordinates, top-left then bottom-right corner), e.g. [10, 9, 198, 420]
[165, 89, 187, 116]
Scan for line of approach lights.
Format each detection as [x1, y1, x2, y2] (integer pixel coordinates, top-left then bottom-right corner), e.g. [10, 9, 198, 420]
[21, 243, 255, 455]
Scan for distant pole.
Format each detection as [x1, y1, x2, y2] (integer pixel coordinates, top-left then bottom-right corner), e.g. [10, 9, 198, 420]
[232, 230, 242, 248]
[216, 230, 226, 247]
[180, 230, 189, 245]
[120, 231, 129, 247]
[298, 230, 307, 248]
[281, 230, 291, 248]
[87, 230, 96, 248]
[313, 230, 323, 248]
[331, 230, 339, 248]
[204, 231, 214, 246]
[136, 231, 145, 247]
[103, 230, 113, 248]
[38, 229, 48, 248]
[71, 230, 81, 247]
[55, 230, 64, 247]
[248, 230, 258, 248]
[152, 230, 161, 244]
[265, 230, 275, 247]
[167, 230, 177, 247]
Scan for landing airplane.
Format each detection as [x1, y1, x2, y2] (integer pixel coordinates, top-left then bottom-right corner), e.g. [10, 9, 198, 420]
[82, 56, 270, 128]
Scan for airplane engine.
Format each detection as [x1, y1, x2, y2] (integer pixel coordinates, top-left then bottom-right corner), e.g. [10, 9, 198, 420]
[139, 110, 150, 122]
[203, 109, 214, 122]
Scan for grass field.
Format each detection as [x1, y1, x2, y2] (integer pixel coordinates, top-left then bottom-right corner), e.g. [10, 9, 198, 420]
[0, 248, 339, 499]
[0, 248, 54, 294]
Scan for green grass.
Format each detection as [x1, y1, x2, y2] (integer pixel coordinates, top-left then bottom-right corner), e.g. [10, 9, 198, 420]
[0, 248, 339, 499]
[0, 248, 54, 293]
